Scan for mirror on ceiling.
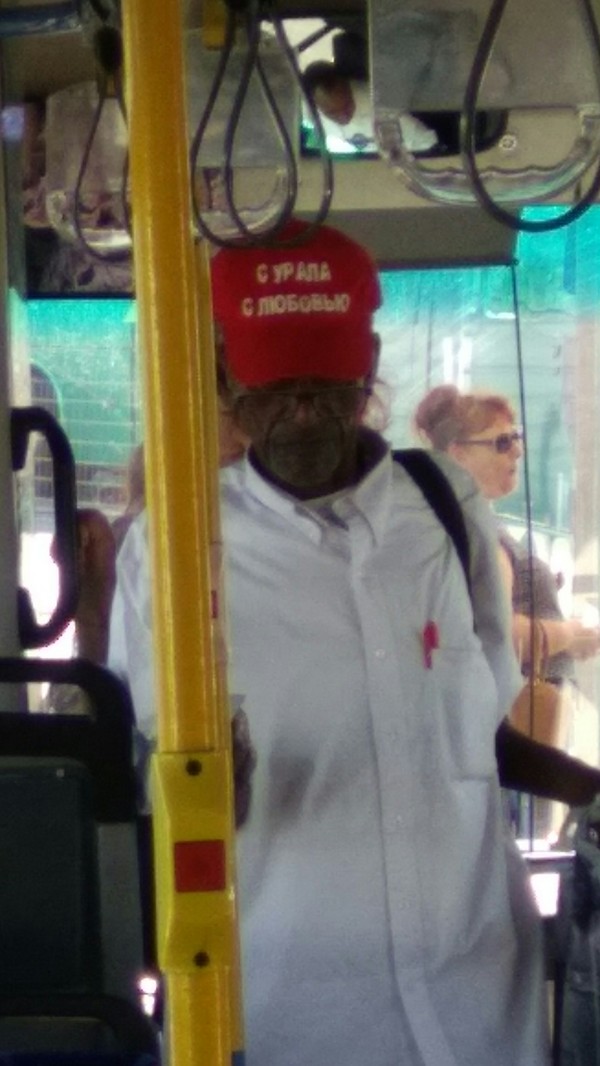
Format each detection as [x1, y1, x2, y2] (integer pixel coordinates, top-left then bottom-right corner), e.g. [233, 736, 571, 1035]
[284, 17, 507, 160]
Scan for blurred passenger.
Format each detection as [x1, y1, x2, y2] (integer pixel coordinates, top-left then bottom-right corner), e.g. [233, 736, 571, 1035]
[75, 413, 247, 658]
[43, 507, 117, 715]
[46, 412, 247, 705]
[112, 443, 146, 553]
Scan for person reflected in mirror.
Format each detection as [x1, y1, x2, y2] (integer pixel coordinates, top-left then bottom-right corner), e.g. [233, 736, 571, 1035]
[301, 60, 438, 154]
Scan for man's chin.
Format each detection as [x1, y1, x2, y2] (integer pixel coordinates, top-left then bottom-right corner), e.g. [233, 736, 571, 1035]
[272, 465, 339, 494]
[267, 445, 342, 488]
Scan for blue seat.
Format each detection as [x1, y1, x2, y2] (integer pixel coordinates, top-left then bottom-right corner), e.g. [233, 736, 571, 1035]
[0, 659, 159, 1061]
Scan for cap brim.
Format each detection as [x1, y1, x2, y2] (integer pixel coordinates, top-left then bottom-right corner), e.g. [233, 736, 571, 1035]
[222, 317, 375, 387]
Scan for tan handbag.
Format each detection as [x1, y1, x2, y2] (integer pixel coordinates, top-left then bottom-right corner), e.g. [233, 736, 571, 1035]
[511, 620, 563, 747]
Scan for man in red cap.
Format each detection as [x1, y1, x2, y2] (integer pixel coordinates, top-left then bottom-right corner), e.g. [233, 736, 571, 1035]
[106, 220, 600, 1066]
[210, 218, 381, 499]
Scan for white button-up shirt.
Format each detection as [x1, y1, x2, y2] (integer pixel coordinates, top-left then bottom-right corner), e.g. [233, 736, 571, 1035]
[109, 438, 550, 1066]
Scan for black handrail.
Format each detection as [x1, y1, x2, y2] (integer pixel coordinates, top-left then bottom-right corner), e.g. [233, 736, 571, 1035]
[11, 407, 78, 649]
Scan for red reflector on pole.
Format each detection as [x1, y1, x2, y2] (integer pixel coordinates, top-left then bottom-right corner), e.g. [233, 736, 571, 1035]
[174, 840, 227, 892]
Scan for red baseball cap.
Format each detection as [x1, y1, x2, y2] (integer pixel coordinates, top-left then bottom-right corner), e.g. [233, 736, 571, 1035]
[210, 219, 381, 387]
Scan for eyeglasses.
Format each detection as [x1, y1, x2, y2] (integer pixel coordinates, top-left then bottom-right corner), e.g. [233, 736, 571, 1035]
[233, 385, 372, 421]
[455, 431, 523, 454]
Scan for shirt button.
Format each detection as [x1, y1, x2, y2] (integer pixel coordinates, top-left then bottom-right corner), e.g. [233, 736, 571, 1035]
[375, 648, 386, 660]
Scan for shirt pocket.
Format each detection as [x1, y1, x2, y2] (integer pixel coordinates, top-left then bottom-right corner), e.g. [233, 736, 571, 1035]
[427, 645, 500, 779]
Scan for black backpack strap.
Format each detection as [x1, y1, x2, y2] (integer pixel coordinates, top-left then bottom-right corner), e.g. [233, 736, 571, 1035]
[393, 448, 471, 599]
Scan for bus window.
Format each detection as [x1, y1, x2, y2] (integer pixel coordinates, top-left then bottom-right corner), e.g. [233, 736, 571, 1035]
[375, 205, 600, 851]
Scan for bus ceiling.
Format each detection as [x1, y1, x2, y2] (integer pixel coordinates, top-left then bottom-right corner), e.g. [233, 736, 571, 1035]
[2, 0, 600, 269]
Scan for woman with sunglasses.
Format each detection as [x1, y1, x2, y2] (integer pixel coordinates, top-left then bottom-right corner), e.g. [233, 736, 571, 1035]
[415, 386, 600, 840]
[414, 384, 600, 680]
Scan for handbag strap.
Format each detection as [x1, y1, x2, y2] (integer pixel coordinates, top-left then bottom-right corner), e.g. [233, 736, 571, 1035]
[530, 619, 549, 681]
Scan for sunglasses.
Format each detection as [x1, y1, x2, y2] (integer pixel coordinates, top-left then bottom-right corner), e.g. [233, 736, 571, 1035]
[456, 431, 523, 454]
[233, 385, 372, 421]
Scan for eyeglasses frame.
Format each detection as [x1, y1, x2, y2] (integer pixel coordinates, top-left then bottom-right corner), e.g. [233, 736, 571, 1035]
[232, 384, 373, 421]
[454, 431, 523, 455]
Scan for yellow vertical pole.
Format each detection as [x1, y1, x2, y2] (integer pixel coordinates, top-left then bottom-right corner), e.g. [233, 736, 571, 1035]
[121, 2, 243, 1064]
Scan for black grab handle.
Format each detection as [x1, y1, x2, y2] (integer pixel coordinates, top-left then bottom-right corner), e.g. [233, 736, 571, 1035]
[11, 406, 78, 648]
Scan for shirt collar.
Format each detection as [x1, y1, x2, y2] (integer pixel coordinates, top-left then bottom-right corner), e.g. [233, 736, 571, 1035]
[240, 430, 393, 545]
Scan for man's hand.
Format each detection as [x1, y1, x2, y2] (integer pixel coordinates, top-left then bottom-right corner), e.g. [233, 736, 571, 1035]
[232, 708, 256, 828]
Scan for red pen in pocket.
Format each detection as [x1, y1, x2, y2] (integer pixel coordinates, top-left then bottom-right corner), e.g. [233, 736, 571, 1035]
[422, 621, 439, 669]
